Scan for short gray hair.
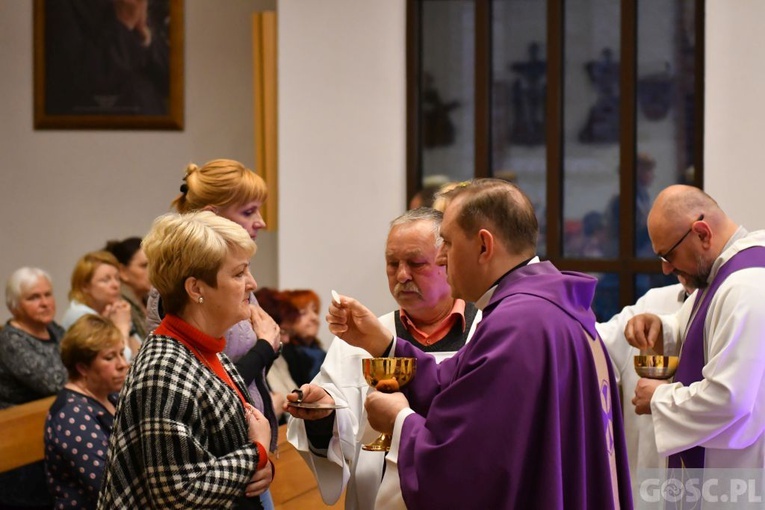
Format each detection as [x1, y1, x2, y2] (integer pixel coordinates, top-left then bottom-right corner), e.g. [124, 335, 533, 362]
[5, 267, 52, 312]
[389, 207, 443, 247]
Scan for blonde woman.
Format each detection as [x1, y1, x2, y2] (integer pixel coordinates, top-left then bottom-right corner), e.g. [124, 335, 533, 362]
[61, 251, 140, 361]
[44, 314, 128, 510]
[146, 160, 282, 507]
[99, 212, 275, 509]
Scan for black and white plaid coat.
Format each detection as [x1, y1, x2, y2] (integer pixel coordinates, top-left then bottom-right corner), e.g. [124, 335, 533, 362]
[97, 332, 264, 509]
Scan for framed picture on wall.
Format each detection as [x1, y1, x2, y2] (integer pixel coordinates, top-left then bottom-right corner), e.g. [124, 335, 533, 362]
[33, 0, 184, 130]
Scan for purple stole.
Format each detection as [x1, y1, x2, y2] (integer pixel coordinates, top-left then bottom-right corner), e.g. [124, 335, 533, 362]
[668, 246, 765, 469]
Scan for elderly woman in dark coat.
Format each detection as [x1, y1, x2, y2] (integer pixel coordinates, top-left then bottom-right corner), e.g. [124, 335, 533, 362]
[0, 267, 67, 509]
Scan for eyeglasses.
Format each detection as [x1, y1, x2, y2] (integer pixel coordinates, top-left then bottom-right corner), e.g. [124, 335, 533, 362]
[658, 214, 704, 263]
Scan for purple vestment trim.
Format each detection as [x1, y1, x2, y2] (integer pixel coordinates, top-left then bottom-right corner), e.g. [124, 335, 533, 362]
[668, 246, 765, 469]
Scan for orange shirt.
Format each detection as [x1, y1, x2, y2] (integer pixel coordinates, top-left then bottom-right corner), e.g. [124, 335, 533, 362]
[399, 299, 466, 347]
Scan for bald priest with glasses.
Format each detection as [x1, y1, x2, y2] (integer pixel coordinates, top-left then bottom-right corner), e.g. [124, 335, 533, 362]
[626, 185, 765, 470]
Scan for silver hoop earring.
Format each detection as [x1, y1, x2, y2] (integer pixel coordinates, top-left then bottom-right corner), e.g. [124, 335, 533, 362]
[198, 296, 204, 304]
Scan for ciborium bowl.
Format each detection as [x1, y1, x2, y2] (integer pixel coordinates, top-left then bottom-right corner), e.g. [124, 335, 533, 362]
[362, 357, 416, 390]
[634, 355, 679, 379]
[361, 357, 416, 451]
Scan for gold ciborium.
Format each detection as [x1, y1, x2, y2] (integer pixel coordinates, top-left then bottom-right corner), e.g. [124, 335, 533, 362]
[361, 357, 416, 452]
[634, 355, 679, 379]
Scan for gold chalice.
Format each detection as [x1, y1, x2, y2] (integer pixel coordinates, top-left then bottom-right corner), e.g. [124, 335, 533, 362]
[361, 357, 416, 452]
[634, 354, 679, 379]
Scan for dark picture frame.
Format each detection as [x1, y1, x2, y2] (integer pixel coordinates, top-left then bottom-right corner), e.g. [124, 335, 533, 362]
[33, 0, 184, 130]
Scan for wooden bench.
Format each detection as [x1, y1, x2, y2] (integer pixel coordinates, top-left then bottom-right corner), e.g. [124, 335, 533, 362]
[271, 423, 344, 510]
[0, 396, 55, 473]
[0, 399, 342, 508]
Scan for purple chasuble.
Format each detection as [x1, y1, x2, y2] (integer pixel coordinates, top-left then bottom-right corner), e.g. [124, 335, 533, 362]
[668, 246, 765, 469]
[393, 262, 633, 510]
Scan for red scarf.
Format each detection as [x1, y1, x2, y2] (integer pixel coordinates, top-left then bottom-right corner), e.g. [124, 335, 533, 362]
[155, 314, 248, 408]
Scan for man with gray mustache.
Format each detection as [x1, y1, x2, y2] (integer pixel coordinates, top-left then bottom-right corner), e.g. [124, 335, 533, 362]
[285, 207, 483, 510]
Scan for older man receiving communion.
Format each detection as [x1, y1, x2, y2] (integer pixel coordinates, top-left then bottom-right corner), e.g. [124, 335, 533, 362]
[285, 207, 483, 510]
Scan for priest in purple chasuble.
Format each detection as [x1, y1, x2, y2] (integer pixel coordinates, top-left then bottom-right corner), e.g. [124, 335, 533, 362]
[327, 179, 633, 510]
[628, 185, 765, 470]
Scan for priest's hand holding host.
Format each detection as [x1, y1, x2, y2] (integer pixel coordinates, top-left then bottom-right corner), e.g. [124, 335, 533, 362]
[623, 312, 664, 352]
[325, 295, 411, 436]
[325, 295, 392, 358]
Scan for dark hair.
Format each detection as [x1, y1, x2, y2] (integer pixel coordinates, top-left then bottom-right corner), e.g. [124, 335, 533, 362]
[104, 237, 143, 266]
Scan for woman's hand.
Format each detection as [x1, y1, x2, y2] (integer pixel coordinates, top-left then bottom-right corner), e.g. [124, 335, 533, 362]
[249, 305, 281, 352]
[244, 404, 272, 497]
[245, 404, 271, 448]
[245, 459, 273, 498]
[103, 300, 133, 337]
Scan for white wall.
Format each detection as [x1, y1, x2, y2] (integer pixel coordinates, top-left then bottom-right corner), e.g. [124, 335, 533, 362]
[279, 1, 406, 345]
[0, 0, 278, 324]
[704, 0, 765, 229]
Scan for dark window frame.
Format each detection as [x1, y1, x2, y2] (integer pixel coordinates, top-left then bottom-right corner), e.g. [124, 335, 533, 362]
[406, 0, 705, 311]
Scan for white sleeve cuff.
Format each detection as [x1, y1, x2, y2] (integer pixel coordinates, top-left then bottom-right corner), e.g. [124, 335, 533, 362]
[386, 407, 415, 464]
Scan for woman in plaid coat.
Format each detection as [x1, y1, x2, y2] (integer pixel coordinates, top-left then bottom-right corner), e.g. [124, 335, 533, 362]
[98, 211, 277, 509]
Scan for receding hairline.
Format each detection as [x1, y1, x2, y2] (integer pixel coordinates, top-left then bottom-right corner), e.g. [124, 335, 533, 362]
[385, 223, 437, 255]
[651, 185, 720, 225]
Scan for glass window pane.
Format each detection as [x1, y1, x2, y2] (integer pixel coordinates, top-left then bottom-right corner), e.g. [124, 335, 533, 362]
[420, 0, 475, 187]
[635, 272, 680, 302]
[562, 0, 621, 259]
[634, 0, 699, 258]
[591, 272, 620, 322]
[491, 0, 547, 255]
